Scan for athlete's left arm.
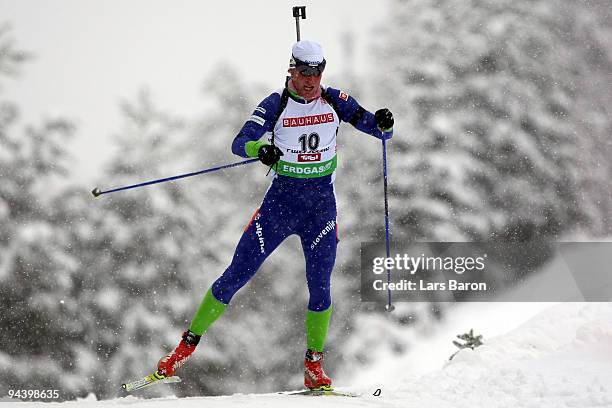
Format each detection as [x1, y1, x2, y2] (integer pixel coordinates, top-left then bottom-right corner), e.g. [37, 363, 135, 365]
[324, 87, 393, 140]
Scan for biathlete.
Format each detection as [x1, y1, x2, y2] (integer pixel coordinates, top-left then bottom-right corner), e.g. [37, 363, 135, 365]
[157, 40, 394, 390]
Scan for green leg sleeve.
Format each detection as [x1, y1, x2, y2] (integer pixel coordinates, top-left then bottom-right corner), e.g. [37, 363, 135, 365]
[305, 305, 333, 352]
[189, 288, 227, 336]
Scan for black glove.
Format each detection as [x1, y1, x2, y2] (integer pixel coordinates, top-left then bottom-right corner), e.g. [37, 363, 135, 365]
[375, 108, 394, 131]
[257, 144, 284, 166]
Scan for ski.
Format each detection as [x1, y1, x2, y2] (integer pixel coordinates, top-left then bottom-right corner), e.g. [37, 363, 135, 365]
[279, 385, 359, 397]
[121, 371, 181, 392]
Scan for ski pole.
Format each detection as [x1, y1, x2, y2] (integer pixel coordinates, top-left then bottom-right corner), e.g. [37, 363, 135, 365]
[91, 158, 259, 198]
[292, 6, 306, 41]
[382, 135, 395, 312]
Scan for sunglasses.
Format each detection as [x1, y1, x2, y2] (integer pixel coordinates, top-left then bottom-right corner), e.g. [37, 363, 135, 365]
[293, 57, 326, 77]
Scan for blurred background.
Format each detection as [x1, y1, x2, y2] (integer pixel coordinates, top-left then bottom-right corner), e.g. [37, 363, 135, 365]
[0, 0, 610, 401]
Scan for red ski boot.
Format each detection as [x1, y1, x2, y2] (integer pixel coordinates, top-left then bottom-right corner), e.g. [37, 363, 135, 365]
[304, 349, 332, 390]
[157, 330, 201, 377]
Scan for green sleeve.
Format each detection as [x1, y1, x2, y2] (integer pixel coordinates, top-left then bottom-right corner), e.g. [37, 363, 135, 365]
[245, 141, 268, 158]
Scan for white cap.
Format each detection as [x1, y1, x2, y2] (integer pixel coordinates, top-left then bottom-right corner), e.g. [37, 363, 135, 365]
[291, 40, 325, 66]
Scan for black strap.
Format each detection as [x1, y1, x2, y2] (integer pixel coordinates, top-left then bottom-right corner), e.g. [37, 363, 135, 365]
[266, 85, 290, 175]
[271, 87, 290, 147]
[321, 88, 341, 122]
[183, 330, 201, 346]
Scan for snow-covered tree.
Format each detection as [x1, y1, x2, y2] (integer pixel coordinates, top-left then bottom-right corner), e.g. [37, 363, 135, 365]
[0, 25, 87, 398]
[51, 89, 210, 398]
[364, 0, 611, 241]
[336, 0, 612, 382]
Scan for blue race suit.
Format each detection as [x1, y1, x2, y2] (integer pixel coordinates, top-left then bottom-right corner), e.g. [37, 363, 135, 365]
[210, 85, 391, 312]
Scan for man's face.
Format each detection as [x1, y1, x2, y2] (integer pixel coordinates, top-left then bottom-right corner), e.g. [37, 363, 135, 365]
[289, 68, 322, 101]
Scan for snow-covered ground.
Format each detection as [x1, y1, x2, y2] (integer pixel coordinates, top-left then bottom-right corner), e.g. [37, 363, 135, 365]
[356, 302, 612, 408]
[5, 302, 611, 407]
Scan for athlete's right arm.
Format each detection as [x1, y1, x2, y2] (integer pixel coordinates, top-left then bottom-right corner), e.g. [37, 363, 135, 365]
[231, 93, 281, 158]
